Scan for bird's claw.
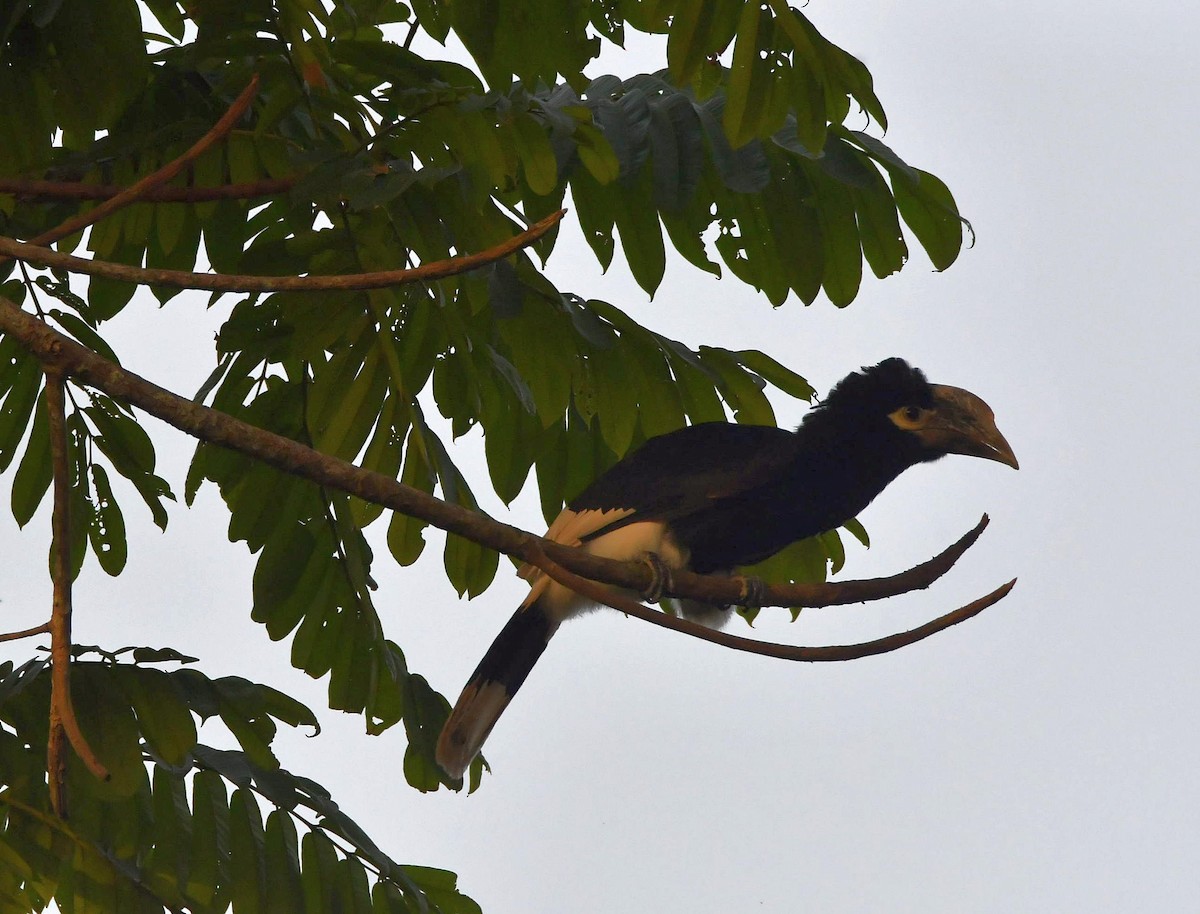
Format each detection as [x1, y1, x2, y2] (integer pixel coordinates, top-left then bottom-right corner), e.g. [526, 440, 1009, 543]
[641, 552, 673, 604]
[734, 574, 767, 608]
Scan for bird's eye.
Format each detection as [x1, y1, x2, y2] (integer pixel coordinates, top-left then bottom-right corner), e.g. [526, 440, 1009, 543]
[888, 404, 926, 429]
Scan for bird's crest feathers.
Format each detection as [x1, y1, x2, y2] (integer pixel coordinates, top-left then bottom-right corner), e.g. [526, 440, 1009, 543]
[806, 358, 933, 422]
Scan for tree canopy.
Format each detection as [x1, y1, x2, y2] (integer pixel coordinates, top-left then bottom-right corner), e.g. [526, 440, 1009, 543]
[0, 2, 975, 911]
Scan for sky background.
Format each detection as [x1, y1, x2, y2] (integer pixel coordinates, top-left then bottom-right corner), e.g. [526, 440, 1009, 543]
[4, 1, 1199, 911]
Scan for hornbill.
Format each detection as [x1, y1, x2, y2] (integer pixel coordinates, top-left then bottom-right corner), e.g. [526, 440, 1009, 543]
[436, 358, 1018, 779]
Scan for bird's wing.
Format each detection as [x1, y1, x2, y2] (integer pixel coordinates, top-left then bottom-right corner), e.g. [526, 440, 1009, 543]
[570, 422, 798, 522]
[517, 423, 797, 581]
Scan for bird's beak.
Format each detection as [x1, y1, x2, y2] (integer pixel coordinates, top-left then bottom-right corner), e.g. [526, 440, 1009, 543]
[926, 385, 1020, 469]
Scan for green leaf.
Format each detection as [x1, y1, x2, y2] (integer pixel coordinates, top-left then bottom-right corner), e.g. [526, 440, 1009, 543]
[340, 856, 372, 914]
[289, 587, 336, 678]
[667, 0, 726, 89]
[39, 0, 148, 133]
[229, 788, 266, 914]
[570, 168, 617, 268]
[86, 397, 174, 529]
[328, 618, 372, 715]
[186, 770, 228, 905]
[812, 170, 862, 306]
[481, 385, 535, 504]
[574, 122, 621, 184]
[217, 706, 279, 773]
[309, 345, 387, 461]
[387, 428, 434, 566]
[698, 346, 775, 425]
[144, 765, 192, 900]
[252, 524, 331, 641]
[263, 812, 304, 914]
[740, 535, 829, 590]
[301, 831, 339, 914]
[69, 665, 146, 800]
[87, 463, 128, 575]
[589, 346, 639, 456]
[842, 517, 870, 548]
[663, 345, 726, 425]
[487, 259, 524, 319]
[734, 350, 815, 402]
[612, 173, 666, 295]
[485, 345, 536, 415]
[891, 168, 967, 271]
[512, 112, 558, 195]
[351, 394, 407, 527]
[131, 646, 200, 664]
[443, 530, 500, 599]
[10, 388, 51, 527]
[400, 865, 483, 914]
[86, 275, 138, 321]
[647, 90, 706, 214]
[724, 0, 772, 148]
[113, 666, 198, 767]
[401, 674, 451, 792]
[47, 309, 121, 364]
[0, 345, 43, 473]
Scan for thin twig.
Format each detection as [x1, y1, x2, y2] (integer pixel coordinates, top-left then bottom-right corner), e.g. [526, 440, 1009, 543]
[44, 370, 109, 819]
[0, 622, 50, 643]
[525, 542, 1015, 661]
[0, 208, 567, 293]
[0, 176, 295, 203]
[0, 296, 1003, 613]
[0, 76, 261, 267]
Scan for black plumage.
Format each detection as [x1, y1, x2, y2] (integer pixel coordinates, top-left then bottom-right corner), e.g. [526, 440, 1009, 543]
[436, 358, 1017, 779]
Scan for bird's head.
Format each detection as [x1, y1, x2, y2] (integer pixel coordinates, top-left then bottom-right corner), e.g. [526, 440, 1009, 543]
[814, 358, 1019, 470]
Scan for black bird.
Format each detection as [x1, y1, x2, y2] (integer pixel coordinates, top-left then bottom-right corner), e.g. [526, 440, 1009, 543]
[436, 358, 1018, 778]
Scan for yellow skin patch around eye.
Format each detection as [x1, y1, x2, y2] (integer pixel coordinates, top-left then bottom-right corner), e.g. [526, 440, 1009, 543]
[888, 405, 929, 431]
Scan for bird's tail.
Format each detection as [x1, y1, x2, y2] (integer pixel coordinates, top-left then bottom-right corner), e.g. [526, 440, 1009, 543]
[436, 597, 559, 780]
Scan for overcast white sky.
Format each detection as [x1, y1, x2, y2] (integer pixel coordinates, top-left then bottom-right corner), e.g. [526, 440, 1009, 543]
[4, 2, 1199, 911]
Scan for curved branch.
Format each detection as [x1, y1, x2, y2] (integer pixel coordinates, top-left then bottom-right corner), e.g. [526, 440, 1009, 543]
[0, 208, 566, 293]
[0, 296, 1003, 613]
[45, 371, 110, 817]
[528, 541, 1015, 660]
[0, 176, 295, 204]
[0, 76, 261, 267]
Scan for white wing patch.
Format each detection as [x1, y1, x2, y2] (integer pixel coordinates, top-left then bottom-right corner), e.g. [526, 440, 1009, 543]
[517, 507, 634, 581]
[518, 507, 689, 622]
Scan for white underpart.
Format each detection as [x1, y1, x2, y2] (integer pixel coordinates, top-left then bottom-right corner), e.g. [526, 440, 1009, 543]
[518, 508, 691, 623]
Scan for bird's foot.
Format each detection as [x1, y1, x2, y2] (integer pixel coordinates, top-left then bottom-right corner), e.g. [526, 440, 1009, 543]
[641, 552, 674, 604]
[733, 574, 767, 608]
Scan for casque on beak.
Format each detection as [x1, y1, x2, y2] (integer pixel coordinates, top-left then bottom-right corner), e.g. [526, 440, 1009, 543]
[927, 384, 1019, 469]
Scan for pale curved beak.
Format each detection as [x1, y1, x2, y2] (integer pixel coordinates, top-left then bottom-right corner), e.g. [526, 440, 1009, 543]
[928, 384, 1019, 470]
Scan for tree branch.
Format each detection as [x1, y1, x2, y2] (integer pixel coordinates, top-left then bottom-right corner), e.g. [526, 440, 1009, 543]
[0, 76, 261, 267]
[45, 370, 109, 818]
[528, 541, 1015, 660]
[0, 622, 50, 643]
[0, 295, 1006, 614]
[0, 176, 295, 204]
[0, 208, 566, 293]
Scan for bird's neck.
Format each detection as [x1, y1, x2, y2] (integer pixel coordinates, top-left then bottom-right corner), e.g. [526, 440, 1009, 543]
[786, 421, 923, 535]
